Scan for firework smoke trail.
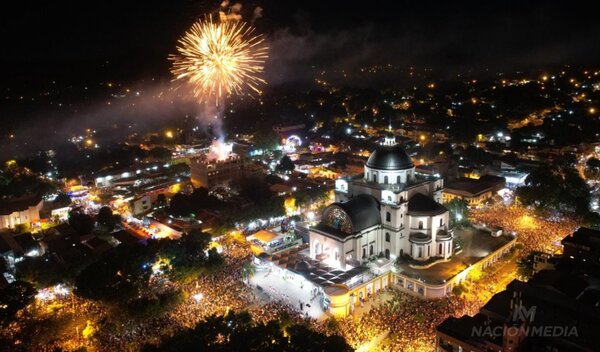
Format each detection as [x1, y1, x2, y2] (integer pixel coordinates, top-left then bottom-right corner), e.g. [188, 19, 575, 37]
[170, 12, 268, 157]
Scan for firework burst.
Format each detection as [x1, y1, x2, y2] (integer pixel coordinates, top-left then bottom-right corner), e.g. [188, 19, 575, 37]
[170, 16, 268, 105]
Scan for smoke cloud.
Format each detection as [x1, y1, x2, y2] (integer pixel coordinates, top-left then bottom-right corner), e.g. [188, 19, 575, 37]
[219, 1, 243, 22]
[251, 6, 263, 25]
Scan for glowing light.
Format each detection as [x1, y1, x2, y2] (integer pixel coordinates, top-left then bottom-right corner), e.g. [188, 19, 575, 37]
[518, 214, 537, 230]
[82, 320, 96, 339]
[208, 140, 234, 161]
[165, 130, 174, 138]
[192, 293, 204, 302]
[170, 15, 268, 106]
[284, 197, 298, 216]
[170, 183, 182, 194]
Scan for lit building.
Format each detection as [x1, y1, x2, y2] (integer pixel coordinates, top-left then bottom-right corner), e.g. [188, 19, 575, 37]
[190, 154, 243, 188]
[310, 133, 452, 268]
[437, 227, 600, 352]
[0, 195, 43, 230]
[252, 135, 516, 318]
[443, 175, 506, 206]
[130, 195, 152, 216]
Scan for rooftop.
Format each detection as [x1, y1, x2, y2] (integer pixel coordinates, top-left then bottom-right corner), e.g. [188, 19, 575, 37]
[0, 194, 42, 216]
[263, 244, 371, 288]
[366, 143, 414, 170]
[407, 193, 447, 216]
[396, 227, 515, 284]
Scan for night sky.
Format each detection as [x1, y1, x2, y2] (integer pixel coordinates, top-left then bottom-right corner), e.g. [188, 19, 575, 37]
[2, 0, 599, 86]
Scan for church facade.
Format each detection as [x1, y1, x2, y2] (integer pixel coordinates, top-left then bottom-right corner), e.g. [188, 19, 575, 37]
[309, 135, 453, 269]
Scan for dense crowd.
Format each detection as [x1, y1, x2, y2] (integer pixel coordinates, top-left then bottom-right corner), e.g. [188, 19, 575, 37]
[1, 204, 575, 351]
[471, 204, 578, 253]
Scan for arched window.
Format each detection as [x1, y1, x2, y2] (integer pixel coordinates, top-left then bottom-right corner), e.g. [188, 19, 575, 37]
[362, 248, 366, 259]
[387, 195, 392, 201]
[439, 243, 443, 254]
[397, 175, 401, 184]
[385, 249, 390, 259]
[373, 174, 377, 182]
[440, 218, 443, 226]
[369, 245, 374, 256]
[385, 232, 390, 242]
[418, 247, 422, 258]
[384, 175, 389, 184]
[418, 221, 423, 229]
[386, 212, 391, 222]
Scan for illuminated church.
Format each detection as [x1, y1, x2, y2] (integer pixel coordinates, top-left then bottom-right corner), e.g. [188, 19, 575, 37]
[309, 134, 453, 269]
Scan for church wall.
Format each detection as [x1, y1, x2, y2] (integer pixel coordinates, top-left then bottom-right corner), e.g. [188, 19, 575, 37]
[309, 231, 344, 264]
[409, 215, 431, 232]
[356, 227, 380, 260]
[381, 203, 403, 230]
[364, 166, 414, 185]
[406, 184, 431, 199]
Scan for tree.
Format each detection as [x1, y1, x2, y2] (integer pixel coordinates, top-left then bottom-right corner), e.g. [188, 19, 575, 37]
[155, 194, 167, 208]
[158, 230, 217, 281]
[74, 244, 155, 304]
[276, 155, 295, 173]
[16, 256, 65, 289]
[169, 193, 193, 217]
[253, 128, 280, 151]
[142, 311, 352, 352]
[334, 152, 349, 168]
[582, 211, 600, 229]
[516, 164, 591, 216]
[97, 206, 117, 229]
[69, 209, 94, 235]
[446, 198, 470, 225]
[0, 281, 36, 325]
[237, 176, 273, 204]
[54, 193, 72, 206]
[585, 157, 600, 180]
[149, 147, 172, 161]
[242, 262, 255, 283]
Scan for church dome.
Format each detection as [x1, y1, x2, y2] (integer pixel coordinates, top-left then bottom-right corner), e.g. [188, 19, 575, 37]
[366, 144, 414, 170]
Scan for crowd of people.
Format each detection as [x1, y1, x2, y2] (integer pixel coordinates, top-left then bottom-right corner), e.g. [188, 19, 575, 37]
[471, 204, 578, 253]
[2, 203, 577, 351]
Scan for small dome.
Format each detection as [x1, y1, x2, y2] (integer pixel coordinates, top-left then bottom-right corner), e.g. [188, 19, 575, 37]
[321, 194, 381, 235]
[366, 144, 414, 170]
[324, 284, 349, 297]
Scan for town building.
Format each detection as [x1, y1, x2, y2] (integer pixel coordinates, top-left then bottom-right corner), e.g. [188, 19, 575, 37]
[436, 227, 600, 352]
[190, 154, 243, 188]
[0, 195, 43, 230]
[130, 195, 152, 216]
[443, 175, 506, 206]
